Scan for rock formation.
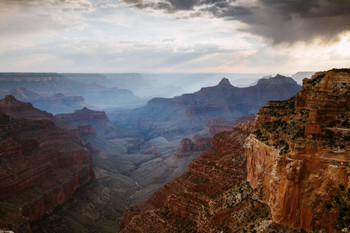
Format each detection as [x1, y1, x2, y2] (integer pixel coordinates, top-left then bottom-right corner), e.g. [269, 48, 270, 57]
[119, 122, 266, 232]
[0, 95, 82, 141]
[0, 88, 88, 114]
[174, 114, 256, 159]
[120, 68, 350, 233]
[112, 75, 300, 139]
[120, 122, 302, 232]
[56, 107, 140, 139]
[0, 96, 95, 232]
[0, 73, 144, 110]
[246, 68, 350, 232]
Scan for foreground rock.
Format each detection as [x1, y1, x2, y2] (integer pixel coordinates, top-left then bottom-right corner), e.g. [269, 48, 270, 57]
[0, 97, 95, 232]
[246, 68, 350, 232]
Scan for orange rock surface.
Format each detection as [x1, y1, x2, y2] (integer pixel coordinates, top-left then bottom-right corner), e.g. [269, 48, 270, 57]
[120, 122, 278, 232]
[246, 69, 350, 232]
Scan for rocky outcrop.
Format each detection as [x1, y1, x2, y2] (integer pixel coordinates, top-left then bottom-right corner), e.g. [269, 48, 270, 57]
[0, 97, 95, 232]
[56, 107, 140, 139]
[174, 137, 212, 158]
[0, 73, 144, 109]
[77, 124, 96, 137]
[56, 107, 109, 123]
[5, 87, 40, 101]
[120, 123, 256, 232]
[174, 114, 256, 159]
[245, 68, 350, 232]
[0, 87, 88, 115]
[119, 69, 349, 233]
[0, 95, 82, 141]
[0, 73, 73, 95]
[120, 122, 300, 233]
[206, 114, 255, 136]
[31, 93, 87, 114]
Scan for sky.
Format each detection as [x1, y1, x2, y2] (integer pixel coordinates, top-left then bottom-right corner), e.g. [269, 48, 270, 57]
[0, 0, 349, 73]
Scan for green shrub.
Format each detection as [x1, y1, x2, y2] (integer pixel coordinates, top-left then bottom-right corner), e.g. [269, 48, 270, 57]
[339, 183, 346, 191]
[324, 201, 332, 210]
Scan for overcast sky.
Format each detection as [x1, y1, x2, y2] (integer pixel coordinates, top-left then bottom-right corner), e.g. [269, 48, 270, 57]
[0, 0, 349, 73]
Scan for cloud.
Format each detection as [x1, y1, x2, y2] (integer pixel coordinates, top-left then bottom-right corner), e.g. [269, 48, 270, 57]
[0, 37, 244, 73]
[0, 0, 93, 43]
[0, 0, 93, 11]
[121, 0, 350, 44]
[1, 0, 349, 73]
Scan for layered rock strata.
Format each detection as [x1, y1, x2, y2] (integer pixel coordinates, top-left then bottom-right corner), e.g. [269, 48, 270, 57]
[0, 97, 95, 232]
[120, 123, 289, 232]
[246, 69, 350, 232]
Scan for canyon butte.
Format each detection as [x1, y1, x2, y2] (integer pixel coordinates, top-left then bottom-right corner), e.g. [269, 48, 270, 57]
[120, 68, 350, 232]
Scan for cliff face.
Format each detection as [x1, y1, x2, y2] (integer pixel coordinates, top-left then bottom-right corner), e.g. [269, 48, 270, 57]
[245, 69, 350, 232]
[120, 122, 298, 233]
[0, 95, 82, 141]
[0, 97, 95, 232]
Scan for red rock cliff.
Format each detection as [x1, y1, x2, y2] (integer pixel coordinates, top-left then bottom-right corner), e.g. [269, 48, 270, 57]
[0, 97, 95, 232]
[119, 122, 294, 232]
[245, 69, 350, 232]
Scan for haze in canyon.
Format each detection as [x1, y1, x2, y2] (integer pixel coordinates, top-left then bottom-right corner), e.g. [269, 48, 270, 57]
[0, 0, 349, 233]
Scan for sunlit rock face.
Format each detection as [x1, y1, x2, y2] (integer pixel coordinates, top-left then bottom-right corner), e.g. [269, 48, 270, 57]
[119, 122, 265, 233]
[0, 96, 95, 232]
[246, 69, 350, 232]
[119, 121, 303, 233]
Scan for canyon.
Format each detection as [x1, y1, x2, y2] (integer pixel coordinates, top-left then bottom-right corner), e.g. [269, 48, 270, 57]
[0, 73, 144, 110]
[120, 69, 350, 232]
[3, 70, 342, 232]
[111, 75, 301, 139]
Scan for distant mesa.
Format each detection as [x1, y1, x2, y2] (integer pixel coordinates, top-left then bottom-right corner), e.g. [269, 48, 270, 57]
[112, 74, 301, 139]
[53, 93, 65, 97]
[257, 74, 298, 86]
[56, 107, 139, 139]
[4, 94, 16, 101]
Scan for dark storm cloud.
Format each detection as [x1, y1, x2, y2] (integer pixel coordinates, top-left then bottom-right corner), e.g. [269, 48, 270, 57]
[239, 0, 350, 43]
[122, 0, 350, 44]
